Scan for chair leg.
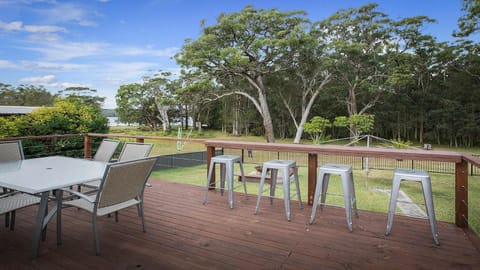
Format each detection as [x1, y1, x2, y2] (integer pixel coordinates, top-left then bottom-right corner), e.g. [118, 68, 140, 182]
[282, 167, 291, 221]
[254, 166, 269, 215]
[138, 202, 146, 232]
[93, 215, 100, 255]
[226, 163, 234, 209]
[293, 167, 303, 209]
[341, 175, 353, 232]
[239, 161, 248, 199]
[269, 169, 278, 205]
[203, 160, 215, 205]
[386, 176, 402, 235]
[310, 172, 325, 224]
[9, 211, 15, 231]
[421, 179, 439, 245]
[320, 174, 330, 209]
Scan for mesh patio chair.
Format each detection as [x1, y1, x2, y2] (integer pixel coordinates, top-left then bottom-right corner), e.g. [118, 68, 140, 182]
[0, 141, 41, 230]
[62, 156, 158, 255]
[92, 139, 121, 162]
[82, 142, 153, 189]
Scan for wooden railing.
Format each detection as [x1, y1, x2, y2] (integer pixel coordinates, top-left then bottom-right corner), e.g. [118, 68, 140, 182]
[204, 140, 480, 229]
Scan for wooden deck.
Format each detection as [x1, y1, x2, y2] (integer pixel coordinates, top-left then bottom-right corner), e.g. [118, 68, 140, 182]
[1, 180, 480, 270]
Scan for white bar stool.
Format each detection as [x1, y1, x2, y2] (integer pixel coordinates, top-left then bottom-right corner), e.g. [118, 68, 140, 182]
[310, 164, 358, 232]
[386, 168, 439, 245]
[254, 160, 302, 221]
[203, 155, 247, 209]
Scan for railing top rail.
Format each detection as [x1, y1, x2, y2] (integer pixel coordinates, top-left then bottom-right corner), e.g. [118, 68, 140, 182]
[204, 140, 466, 163]
[0, 134, 81, 141]
[87, 133, 206, 143]
[461, 153, 480, 167]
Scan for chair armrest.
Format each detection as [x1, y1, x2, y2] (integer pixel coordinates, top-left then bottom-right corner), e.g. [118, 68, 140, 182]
[61, 188, 96, 203]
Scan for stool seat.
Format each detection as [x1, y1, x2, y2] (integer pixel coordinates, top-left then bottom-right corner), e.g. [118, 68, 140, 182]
[386, 168, 439, 245]
[310, 163, 358, 232]
[254, 160, 302, 221]
[203, 155, 247, 209]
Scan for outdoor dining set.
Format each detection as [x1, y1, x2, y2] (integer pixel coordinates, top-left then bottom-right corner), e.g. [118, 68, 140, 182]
[203, 154, 440, 245]
[0, 139, 157, 257]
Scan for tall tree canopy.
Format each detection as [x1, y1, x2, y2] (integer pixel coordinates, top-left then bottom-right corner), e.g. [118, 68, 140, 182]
[176, 5, 310, 142]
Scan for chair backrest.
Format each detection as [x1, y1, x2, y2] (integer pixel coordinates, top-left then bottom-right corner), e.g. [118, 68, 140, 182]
[117, 142, 153, 162]
[96, 156, 157, 209]
[93, 139, 120, 162]
[0, 141, 24, 162]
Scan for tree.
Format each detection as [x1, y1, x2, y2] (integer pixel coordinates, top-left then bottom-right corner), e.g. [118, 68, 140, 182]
[455, 0, 480, 37]
[115, 83, 159, 130]
[334, 114, 374, 138]
[303, 116, 331, 144]
[58, 87, 105, 110]
[143, 71, 177, 132]
[279, 31, 333, 143]
[0, 84, 55, 106]
[176, 6, 310, 142]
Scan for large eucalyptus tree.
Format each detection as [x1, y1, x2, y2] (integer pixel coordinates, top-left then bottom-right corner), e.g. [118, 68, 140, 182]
[176, 6, 310, 142]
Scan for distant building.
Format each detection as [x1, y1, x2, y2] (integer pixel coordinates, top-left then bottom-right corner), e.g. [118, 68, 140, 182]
[0, 106, 41, 117]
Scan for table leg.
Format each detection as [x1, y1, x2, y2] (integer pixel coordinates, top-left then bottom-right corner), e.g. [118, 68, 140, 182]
[56, 189, 63, 245]
[31, 191, 49, 258]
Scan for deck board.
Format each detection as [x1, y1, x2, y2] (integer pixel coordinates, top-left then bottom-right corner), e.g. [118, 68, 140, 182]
[0, 180, 479, 270]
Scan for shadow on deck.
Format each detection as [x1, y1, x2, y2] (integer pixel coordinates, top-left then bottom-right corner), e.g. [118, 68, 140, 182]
[1, 180, 479, 270]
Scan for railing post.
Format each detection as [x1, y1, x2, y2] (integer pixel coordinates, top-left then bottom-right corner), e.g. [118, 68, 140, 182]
[136, 137, 144, 143]
[207, 145, 216, 190]
[84, 134, 92, 159]
[308, 153, 318, 206]
[455, 160, 468, 228]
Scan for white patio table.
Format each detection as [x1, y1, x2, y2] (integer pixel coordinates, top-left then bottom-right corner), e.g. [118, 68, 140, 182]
[0, 156, 107, 258]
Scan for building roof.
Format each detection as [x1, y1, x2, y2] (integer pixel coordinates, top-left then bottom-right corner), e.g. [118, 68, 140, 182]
[0, 106, 41, 115]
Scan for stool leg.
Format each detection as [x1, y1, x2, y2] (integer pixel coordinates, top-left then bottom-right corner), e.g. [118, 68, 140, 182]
[226, 162, 234, 209]
[203, 160, 215, 205]
[320, 174, 330, 209]
[310, 171, 325, 224]
[341, 174, 353, 232]
[421, 178, 440, 245]
[270, 169, 278, 205]
[254, 166, 269, 215]
[282, 167, 291, 221]
[293, 167, 303, 209]
[386, 176, 402, 235]
[239, 161, 248, 199]
[220, 164, 226, 196]
[349, 171, 359, 218]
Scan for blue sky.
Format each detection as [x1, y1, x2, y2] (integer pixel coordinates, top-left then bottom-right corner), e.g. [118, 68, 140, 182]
[0, 0, 473, 108]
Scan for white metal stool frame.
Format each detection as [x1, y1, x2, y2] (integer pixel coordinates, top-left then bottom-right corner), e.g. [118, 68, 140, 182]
[254, 160, 303, 221]
[386, 168, 439, 245]
[309, 164, 358, 232]
[203, 155, 247, 209]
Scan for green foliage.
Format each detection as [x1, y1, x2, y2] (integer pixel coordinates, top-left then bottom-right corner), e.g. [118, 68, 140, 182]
[1, 98, 108, 157]
[334, 114, 375, 136]
[0, 84, 55, 106]
[304, 116, 331, 144]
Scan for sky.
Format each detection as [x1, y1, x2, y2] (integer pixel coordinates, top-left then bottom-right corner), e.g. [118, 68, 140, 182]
[0, 0, 474, 109]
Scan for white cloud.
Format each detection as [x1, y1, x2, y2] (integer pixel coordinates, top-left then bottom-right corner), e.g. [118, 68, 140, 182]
[19, 74, 88, 89]
[19, 74, 56, 85]
[26, 41, 109, 61]
[20, 60, 89, 71]
[0, 59, 16, 69]
[119, 46, 179, 57]
[0, 20, 66, 33]
[38, 3, 98, 27]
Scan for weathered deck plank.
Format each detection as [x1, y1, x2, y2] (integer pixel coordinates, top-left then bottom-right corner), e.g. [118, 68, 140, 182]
[0, 180, 479, 269]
